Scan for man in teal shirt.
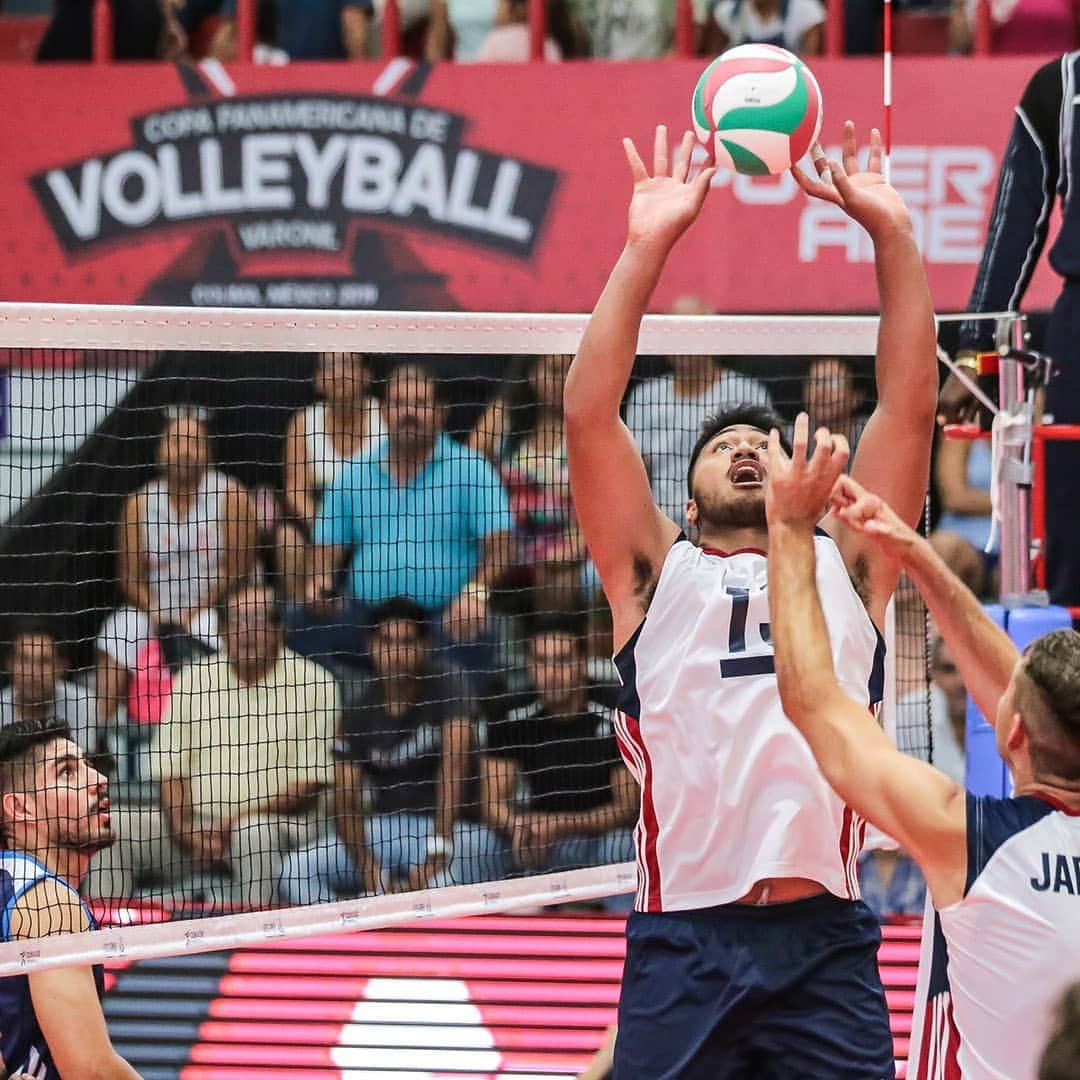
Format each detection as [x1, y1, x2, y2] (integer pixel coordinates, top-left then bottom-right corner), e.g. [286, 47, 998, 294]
[303, 362, 514, 664]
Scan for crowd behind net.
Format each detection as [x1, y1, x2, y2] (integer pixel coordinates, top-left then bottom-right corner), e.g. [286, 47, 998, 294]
[0, 305, 1000, 971]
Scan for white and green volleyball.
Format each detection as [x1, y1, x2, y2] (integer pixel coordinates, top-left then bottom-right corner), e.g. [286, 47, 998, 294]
[692, 44, 823, 176]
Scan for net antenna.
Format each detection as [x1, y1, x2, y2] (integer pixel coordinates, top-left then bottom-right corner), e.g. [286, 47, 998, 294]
[882, 0, 893, 183]
[0, 303, 1007, 975]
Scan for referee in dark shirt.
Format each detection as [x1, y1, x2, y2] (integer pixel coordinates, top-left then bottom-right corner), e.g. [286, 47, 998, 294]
[946, 51, 1080, 605]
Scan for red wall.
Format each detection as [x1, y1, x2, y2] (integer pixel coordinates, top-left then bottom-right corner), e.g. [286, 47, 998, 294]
[0, 58, 1061, 313]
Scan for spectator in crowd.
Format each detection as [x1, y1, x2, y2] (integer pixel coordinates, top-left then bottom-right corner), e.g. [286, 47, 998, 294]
[88, 583, 337, 908]
[480, 612, 636, 900]
[37, 0, 187, 61]
[302, 362, 514, 667]
[577, 0, 672, 57]
[208, 0, 373, 59]
[1039, 982, 1080, 1080]
[267, 351, 386, 608]
[928, 633, 968, 785]
[930, 435, 995, 597]
[624, 296, 772, 526]
[803, 356, 869, 455]
[856, 847, 927, 920]
[474, 0, 582, 59]
[949, 0, 1079, 54]
[0, 622, 96, 759]
[705, 0, 825, 54]
[285, 352, 386, 534]
[281, 596, 499, 901]
[95, 407, 257, 728]
[469, 354, 592, 613]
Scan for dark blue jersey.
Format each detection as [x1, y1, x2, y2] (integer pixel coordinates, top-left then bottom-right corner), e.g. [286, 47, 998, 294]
[0, 851, 102, 1080]
[959, 52, 1080, 350]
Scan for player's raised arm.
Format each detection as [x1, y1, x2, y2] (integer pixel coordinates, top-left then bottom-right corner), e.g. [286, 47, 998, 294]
[765, 420, 967, 906]
[794, 123, 938, 628]
[565, 125, 715, 646]
[829, 473, 1019, 724]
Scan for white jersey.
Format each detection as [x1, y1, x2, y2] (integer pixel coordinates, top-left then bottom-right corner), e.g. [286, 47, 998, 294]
[304, 400, 386, 490]
[921, 794, 1080, 1080]
[141, 469, 229, 622]
[612, 534, 883, 912]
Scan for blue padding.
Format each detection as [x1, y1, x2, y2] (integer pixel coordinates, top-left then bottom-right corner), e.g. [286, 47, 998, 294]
[964, 604, 1074, 797]
[965, 605, 1008, 797]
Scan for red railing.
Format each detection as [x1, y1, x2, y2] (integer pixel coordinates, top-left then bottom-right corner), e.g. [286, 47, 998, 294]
[85, 0, 995, 62]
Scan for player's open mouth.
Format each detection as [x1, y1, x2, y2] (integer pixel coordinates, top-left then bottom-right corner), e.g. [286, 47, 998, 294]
[730, 461, 764, 486]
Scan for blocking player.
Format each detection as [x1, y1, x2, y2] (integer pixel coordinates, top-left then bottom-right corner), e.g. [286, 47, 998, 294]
[564, 122, 937, 1076]
[0, 718, 140, 1079]
[765, 430, 1080, 1080]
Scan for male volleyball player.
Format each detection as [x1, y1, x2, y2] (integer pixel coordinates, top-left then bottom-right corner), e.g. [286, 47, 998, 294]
[565, 121, 937, 1077]
[0, 718, 140, 1079]
[765, 426, 1080, 1080]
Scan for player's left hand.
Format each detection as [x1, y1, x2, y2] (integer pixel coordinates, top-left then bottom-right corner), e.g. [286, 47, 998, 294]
[765, 413, 850, 528]
[791, 122, 912, 240]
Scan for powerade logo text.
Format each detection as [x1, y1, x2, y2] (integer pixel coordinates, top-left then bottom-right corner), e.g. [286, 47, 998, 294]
[31, 95, 558, 258]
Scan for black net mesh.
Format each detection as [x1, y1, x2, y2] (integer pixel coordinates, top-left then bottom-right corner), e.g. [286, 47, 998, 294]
[0, 343, 932, 922]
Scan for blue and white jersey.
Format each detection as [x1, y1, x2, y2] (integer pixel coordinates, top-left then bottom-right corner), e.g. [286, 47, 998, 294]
[936, 794, 1080, 1080]
[0, 851, 101, 1080]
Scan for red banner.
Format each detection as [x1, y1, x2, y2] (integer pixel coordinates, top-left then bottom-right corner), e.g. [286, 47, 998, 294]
[0, 57, 1061, 313]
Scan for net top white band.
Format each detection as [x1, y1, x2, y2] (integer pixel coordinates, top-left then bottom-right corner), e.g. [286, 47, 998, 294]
[0, 861, 636, 976]
[0, 303, 1016, 356]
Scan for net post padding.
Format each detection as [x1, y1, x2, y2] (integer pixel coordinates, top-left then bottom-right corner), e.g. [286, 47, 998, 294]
[0, 861, 636, 975]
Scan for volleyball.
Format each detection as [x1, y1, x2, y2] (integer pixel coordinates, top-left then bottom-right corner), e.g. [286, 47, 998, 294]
[692, 44, 824, 176]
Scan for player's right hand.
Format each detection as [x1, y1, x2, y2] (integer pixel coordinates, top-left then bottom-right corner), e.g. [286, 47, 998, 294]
[828, 474, 920, 563]
[937, 370, 981, 426]
[623, 126, 716, 253]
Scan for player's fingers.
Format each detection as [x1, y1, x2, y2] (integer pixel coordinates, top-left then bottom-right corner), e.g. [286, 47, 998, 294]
[623, 137, 648, 183]
[842, 120, 859, 175]
[790, 163, 839, 204]
[674, 130, 695, 182]
[792, 412, 810, 464]
[767, 426, 788, 469]
[828, 159, 855, 204]
[654, 124, 669, 178]
[693, 164, 717, 197]
[867, 127, 883, 175]
[810, 142, 830, 180]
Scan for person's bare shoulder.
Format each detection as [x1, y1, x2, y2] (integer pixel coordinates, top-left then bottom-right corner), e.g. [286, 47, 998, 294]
[8, 878, 89, 941]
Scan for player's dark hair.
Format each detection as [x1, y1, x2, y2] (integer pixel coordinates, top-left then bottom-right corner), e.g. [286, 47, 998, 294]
[370, 595, 432, 639]
[686, 404, 792, 496]
[1039, 982, 1080, 1080]
[0, 718, 73, 846]
[1018, 629, 1080, 781]
[525, 610, 588, 653]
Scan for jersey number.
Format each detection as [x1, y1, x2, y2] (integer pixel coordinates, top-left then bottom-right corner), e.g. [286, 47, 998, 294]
[720, 586, 775, 678]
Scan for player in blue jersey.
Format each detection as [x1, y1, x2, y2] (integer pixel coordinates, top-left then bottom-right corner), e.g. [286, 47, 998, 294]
[0, 717, 140, 1079]
[765, 418, 1080, 1080]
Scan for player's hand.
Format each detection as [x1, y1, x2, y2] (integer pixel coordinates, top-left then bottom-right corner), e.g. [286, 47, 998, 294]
[791, 122, 912, 240]
[765, 413, 850, 528]
[623, 126, 717, 252]
[828, 474, 920, 564]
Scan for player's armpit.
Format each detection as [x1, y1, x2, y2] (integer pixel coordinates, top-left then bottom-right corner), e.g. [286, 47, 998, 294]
[799, 688, 968, 908]
[566, 414, 679, 647]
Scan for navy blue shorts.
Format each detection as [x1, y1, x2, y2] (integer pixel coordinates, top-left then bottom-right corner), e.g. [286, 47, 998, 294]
[613, 893, 894, 1079]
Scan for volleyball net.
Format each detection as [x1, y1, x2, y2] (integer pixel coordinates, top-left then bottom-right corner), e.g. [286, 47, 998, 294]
[0, 303, 999, 973]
